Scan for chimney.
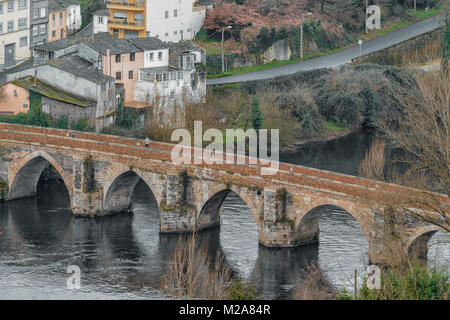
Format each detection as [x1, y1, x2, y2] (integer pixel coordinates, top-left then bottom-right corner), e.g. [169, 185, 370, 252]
[106, 49, 110, 76]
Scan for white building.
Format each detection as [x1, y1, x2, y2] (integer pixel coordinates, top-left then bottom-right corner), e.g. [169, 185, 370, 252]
[66, 1, 81, 34]
[93, 9, 108, 34]
[133, 41, 206, 125]
[146, 0, 212, 42]
[0, 0, 31, 70]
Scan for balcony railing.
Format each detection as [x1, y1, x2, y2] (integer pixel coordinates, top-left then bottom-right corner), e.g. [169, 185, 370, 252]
[107, 0, 145, 9]
[108, 18, 145, 27]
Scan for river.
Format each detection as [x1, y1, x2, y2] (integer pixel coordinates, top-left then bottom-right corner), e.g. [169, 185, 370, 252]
[0, 129, 448, 299]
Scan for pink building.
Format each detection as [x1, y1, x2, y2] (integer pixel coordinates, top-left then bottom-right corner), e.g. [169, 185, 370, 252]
[0, 83, 30, 116]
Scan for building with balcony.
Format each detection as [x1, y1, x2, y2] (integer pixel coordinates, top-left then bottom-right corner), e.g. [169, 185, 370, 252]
[106, 0, 213, 42]
[0, 0, 31, 70]
[107, 0, 146, 39]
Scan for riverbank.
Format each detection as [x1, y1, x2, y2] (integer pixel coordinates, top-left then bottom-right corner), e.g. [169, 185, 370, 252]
[281, 126, 353, 153]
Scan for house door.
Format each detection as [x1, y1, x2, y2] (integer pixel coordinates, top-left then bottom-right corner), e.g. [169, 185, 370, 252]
[5, 43, 15, 67]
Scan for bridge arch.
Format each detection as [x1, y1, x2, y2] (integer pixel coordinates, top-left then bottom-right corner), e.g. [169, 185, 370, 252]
[405, 225, 442, 260]
[197, 184, 262, 232]
[8, 150, 72, 202]
[294, 203, 371, 248]
[103, 169, 161, 215]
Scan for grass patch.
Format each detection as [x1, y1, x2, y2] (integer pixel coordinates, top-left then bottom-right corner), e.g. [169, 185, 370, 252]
[325, 121, 347, 131]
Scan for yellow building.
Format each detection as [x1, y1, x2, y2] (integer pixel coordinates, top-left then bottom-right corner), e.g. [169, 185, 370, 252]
[48, 8, 67, 42]
[106, 0, 146, 39]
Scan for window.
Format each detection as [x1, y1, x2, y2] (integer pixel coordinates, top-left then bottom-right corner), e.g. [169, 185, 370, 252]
[135, 13, 144, 22]
[0, 23, 3, 34]
[113, 29, 119, 37]
[148, 52, 154, 61]
[170, 72, 177, 80]
[52, 30, 56, 37]
[130, 52, 135, 61]
[128, 70, 133, 79]
[60, 12, 63, 25]
[178, 71, 183, 80]
[165, 33, 169, 37]
[39, 24, 46, 35]
[173, 31, 177, 35]
[40, 7, 46, 18]
[18, 17, 27, 29]
[7, 0, 13, 12]
[33, 8, 39, 19]
[156, 74, 162, 81]
[158, 52, 162, 60]
[98, 16, 103, 24]
[7, 20, 13, 32]
[114, 11, 127, 19]
[32, 25, 39, 36]
[115, 54, 120, 62]
[0, 2, 3, 14]
[187, 28, 191, 33]
[18, 0, 27, 9]
[42, 105, 49, 113]
[165, 11, 169, 19]
[19, 36, 27, 47]
[170, 90, 175, 100]
[116, 72, 122, 80]
[174, 9, 177, 17]
[163, 73, 168, 81]
[23, 104, 29, 109]
[52, 14, 56, 26]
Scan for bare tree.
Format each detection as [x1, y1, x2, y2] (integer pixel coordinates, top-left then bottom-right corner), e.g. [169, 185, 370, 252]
[376, 69, 449, 232]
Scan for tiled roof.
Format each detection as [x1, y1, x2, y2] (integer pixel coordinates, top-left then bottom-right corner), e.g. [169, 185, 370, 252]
[49, 55, 114, 83]
[93, 9, 109, 16]
[167, 40, 202, 54]
[84, 39, 142, 55]
[12, 76, 95, 107]
[33, 32, 115, 52]
[48, 0, 79, 12]
[128, 37, 168, 51]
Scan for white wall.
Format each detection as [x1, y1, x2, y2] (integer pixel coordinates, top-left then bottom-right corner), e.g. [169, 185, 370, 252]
[93, 14, 108, 34]
[146, 0, 206, 42]
[66, 4, 81, 33]
[143, 48, 169, 68]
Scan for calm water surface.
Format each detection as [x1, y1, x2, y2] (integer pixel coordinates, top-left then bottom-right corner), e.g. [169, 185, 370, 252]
[0, 130, 448, 299]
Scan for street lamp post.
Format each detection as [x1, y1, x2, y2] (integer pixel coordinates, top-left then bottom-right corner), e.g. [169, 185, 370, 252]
[365, 0, 368, 33]
[221, 26, 232, 73]
[300, 12, 312, 59]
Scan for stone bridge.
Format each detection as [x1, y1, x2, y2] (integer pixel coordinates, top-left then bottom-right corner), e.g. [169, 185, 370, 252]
[0, 123, 448, 265]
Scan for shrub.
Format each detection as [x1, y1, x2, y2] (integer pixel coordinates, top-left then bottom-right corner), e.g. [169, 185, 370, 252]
[359, 263, 450, 300]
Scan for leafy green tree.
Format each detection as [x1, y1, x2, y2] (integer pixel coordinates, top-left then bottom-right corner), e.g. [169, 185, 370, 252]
[250, 96, 262, 131]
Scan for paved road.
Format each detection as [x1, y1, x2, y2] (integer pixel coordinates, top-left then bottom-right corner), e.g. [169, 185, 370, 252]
[207, 16, 443, 85]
